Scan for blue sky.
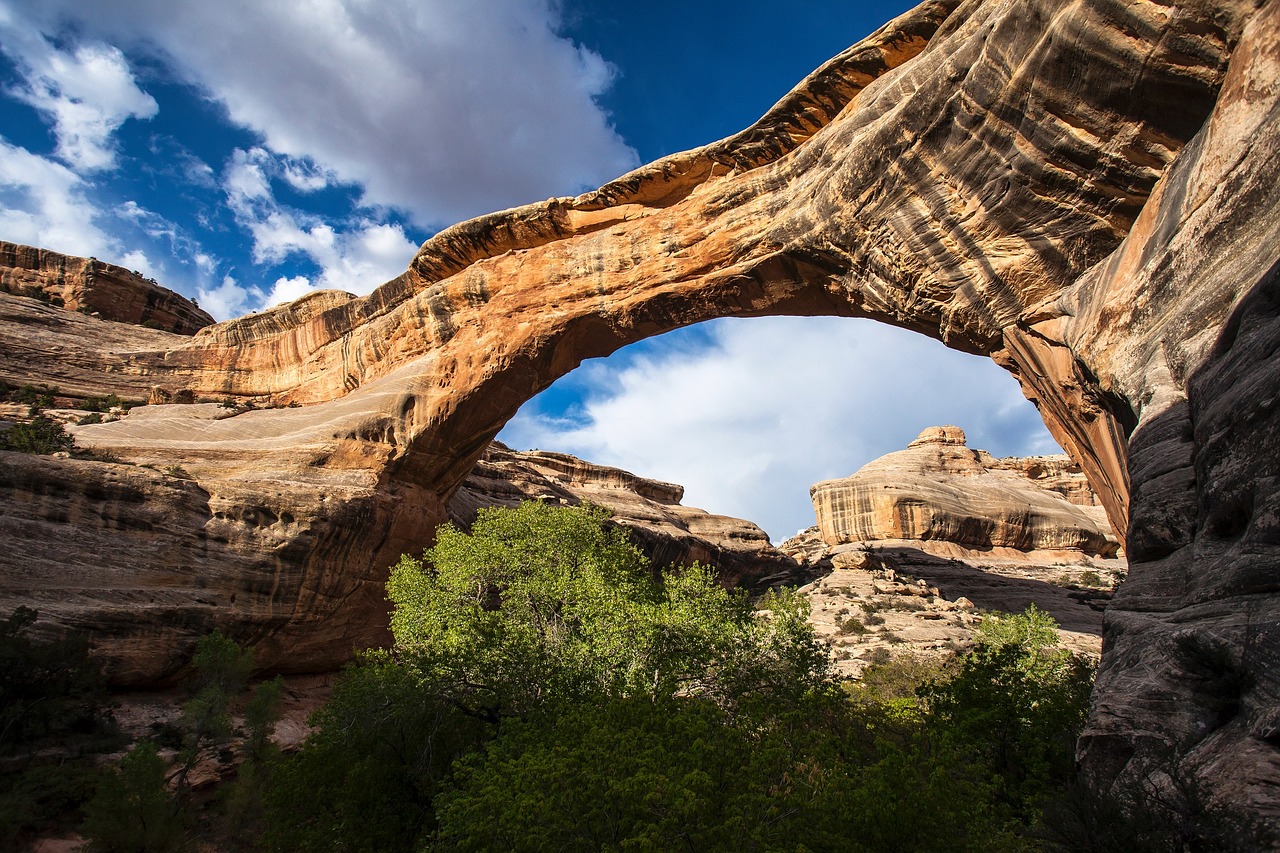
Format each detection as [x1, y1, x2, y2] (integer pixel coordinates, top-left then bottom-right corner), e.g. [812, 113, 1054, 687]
[0, 0, 1060, 540]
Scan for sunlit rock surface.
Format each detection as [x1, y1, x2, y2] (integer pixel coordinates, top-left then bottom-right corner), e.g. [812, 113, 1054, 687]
[811, 426, 1119, 555]
[1, 0, 1278, 818]
[0, 242, 214, 335]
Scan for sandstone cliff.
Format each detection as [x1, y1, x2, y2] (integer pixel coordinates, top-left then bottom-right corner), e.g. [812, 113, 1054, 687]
[793, 425, 1124, 676]
[1, 0, 1278, 818]
[810, 426, 1119, 555]
[0, 242, 214, 335]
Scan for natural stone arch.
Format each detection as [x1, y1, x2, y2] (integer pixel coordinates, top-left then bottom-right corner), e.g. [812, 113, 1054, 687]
[3, 0, 1278, 817]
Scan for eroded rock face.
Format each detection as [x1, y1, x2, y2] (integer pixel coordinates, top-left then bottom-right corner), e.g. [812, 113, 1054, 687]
[0, 242, 214, 335]
[1, 0, 1278, 816]
[449, 442, 800, 590]
[810, 426, 1119, 555]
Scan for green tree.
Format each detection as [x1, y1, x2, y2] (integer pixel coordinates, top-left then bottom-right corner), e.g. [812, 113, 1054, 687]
[435, 695, 866, 852]
[0, 415, 75, 454]
[921, 606, 1095, 820]
[0, 608, 118, 847]
[387, 502, 831, 718]
[171, 631, 254, 797]
[262, 654, 487, 852]
[80, 741, 187, 853]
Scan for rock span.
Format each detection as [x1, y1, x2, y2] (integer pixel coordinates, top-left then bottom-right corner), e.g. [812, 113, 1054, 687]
[1, 0, 1278, 815]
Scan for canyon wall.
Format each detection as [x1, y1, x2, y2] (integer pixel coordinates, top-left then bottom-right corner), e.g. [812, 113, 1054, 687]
[0, 241, 214, 335]
[0, 0, 1277, 815]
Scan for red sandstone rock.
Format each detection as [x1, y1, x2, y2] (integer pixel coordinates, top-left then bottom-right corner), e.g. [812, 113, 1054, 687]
[810, 426, 1119, 555]
[0, 242, 214, 335]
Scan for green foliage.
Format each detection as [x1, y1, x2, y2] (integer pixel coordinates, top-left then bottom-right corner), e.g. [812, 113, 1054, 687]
[263, 654, 487, 852]
[1078, 570, 1104, 588]
[434, 695, 864, 852]
[1, 383, 58, 408]
[0, 607, 118, 847]
[81, 394, 124, 412]
[265, 505, 1101, 852]
[0, 607, 113, 754]
[387, 502, 830, 718]
[218, 677, 283, 848]
[0, 415, 75, 454]
[0, 761, 101, 851]
[922, 606, 1095, 820]
[80, 741, 187, 853]
[172, 632, 255, 795]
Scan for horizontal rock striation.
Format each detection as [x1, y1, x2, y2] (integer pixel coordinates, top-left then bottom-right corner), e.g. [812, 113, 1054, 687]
[810, 426, 1118, 555]
[0, 0, 1277, 817]
[0, 242, 215, 335]
[448, 442, 800, 590]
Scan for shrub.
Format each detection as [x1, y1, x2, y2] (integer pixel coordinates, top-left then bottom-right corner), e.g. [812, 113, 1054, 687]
[838, 616, 869, 635]
[0, 416, 75, 454]
[4, 383, 58, 408]
[81, 394, 124, 412]
[0, 607, 118, 845]
[80, 741, 187, 852]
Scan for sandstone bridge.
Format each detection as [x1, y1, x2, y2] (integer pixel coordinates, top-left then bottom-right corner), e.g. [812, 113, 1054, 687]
[2, 0, 1278, 817]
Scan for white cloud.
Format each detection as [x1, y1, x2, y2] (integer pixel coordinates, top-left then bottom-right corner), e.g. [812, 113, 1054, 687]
[501, 318, 1060, 541]
[116, 249, 157, 279]
[220, 148, 419, 305]
[15, 0, 639, 228]
[0, 10, 156, 171]
[197, 274, 263, 322]
[265, 275, 317, 307]
[0, 138, 115, 256]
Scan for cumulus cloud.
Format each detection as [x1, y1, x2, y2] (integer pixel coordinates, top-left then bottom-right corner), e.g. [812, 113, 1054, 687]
[14, 0, 639, 228]
[0, 8, 156, 171]
[0, 139, 115, 256]
[501, 318, 1061, 541]
[220, 147, 419, 307]
[197, 274, 263, 322]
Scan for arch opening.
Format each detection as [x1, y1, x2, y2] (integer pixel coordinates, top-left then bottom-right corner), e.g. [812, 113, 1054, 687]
[497, 315, 1065, 542]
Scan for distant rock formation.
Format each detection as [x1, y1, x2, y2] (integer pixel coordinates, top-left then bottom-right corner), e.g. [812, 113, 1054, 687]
[449, 442, 799, 590]
[810, 426, 1119, 555]
[0, 242, 214, 335]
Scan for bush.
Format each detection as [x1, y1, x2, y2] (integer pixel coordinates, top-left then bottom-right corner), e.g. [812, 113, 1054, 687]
[3, 383, 58, 409]
[922, 606, 1095, 820]
[0, 416, 75, 454]
[0, 607, 118, 845]
[81, 394, 124, 413]
[839, 616, 869, 635]
[80, 741, 187, 852]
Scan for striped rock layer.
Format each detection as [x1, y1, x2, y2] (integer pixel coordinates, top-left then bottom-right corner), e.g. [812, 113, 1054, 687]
[1, 0, 1278, 816]
[811, 426, 1119, 555]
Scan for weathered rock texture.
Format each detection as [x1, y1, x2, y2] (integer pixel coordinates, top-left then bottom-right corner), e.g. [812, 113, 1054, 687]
[449, 442, 799, 589]
[1, 0, 1278, 817]
[811, 426, 1119, 555]
[782, 525, 1124, 678]
[0, 242, 214, 335]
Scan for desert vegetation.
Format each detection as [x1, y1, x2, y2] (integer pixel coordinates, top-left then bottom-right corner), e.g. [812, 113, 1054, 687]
[2, 502, 1268, 850]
